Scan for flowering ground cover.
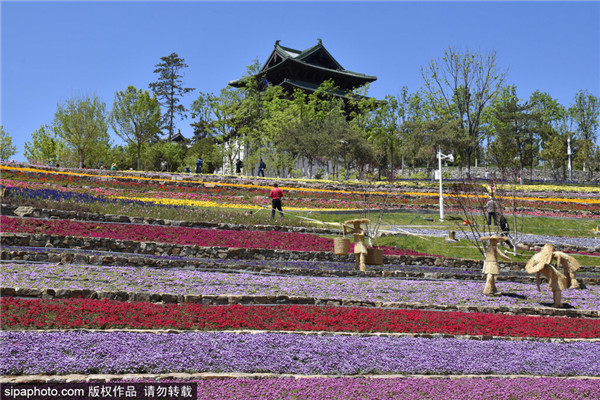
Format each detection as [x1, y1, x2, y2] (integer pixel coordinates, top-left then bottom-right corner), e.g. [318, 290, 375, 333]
[2, 163, 598, 397]
[4, 164, 599, 195]
[3, 164, 598, 214]
[193, 377, 600, 400]
[3, 263, 599, 310]
[2, 331, 599, 376]
[3, 298, 599, 338]
[1, 215, 427, 256]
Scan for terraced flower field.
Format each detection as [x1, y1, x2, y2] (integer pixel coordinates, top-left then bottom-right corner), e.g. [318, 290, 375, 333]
[1, 162, 599, 399]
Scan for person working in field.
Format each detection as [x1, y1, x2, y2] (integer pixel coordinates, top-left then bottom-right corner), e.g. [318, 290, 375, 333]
[269, 183, 284, 219]
[485, 195, 499, 227]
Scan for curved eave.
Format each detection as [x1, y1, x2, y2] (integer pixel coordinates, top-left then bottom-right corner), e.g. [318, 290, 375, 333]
[263, 57, 376, 83]
[282, 79, 380, 104]
[228, 78, 245, 88]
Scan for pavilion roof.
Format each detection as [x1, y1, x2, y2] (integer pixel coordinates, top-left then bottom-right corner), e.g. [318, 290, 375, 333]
[228, 39, 376, 89]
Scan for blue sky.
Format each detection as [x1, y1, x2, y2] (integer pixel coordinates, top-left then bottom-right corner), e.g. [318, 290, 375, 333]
[2, 1, 599, 162]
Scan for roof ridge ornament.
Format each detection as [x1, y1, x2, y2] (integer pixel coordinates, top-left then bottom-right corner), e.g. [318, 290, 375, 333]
[275, 40, 281, 47]
[317, 38, 322, 45]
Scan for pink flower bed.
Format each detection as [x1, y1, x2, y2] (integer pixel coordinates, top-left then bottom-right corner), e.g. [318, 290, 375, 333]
[0, 216, 430, 257]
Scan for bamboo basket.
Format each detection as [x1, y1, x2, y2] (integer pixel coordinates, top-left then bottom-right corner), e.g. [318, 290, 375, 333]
[365, 248, 383, 265]
[333, 237, 350, 255]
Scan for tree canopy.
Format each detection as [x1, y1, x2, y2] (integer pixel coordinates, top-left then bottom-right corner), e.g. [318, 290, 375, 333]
[149, 53, 195, 140]
[0, 126, 17, 161]
[110, 86, 161, 170]
[53, 95, 111, 168]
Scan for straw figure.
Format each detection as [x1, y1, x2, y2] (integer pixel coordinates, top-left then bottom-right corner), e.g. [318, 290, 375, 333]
[552, 251, 582, 289]
[524, 244, 568, 307]
[480, 235, 511, 295]
[343, 218, 370, 271]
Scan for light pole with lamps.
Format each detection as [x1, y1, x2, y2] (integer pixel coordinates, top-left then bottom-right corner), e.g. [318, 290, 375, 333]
[437, 149, 454, 221]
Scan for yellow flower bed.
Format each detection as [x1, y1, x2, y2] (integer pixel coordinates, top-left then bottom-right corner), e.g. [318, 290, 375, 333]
[111, 195, 352, 212]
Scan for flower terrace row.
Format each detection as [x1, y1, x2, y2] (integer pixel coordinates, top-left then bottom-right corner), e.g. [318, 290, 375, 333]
[194, 377, 600, 400]
[3, 166, 598, 212]
[1, 216, 426, 256]
[3, 331, 599, 376]
[6, 184, 596, 220]
[3, 297, 599, 338]
[2, 179, 375, 211]
[3, 263, 599, 310]
[5, 164, 599, 196]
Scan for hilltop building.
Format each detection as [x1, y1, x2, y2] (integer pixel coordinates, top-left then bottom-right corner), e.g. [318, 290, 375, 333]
[228, 39, 377, 98]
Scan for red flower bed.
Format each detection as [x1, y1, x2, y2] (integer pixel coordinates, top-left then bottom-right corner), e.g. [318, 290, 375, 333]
[0, 216, 428, 256]
[3, 297, 599, 338]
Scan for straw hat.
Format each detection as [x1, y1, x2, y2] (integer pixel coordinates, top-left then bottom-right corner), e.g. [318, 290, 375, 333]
[525, 243, 554, 274]
[480, 235, 507, 242]
[553, 251, 581, 272]
[344, 218, 370, 225]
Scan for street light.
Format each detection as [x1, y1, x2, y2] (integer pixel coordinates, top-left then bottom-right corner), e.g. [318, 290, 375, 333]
[567, 137, 572, 182]
[437, 149, 454, 221]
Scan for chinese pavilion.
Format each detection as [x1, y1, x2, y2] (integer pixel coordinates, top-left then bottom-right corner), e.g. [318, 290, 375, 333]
[228, 39, 377, 98]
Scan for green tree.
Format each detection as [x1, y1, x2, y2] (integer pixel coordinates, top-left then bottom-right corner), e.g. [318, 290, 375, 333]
[529, 91, 565, 147]
[0, 126, 17, 161]
[208, 87, 245, 174]
[489, 86, 536, 177]
[23, 125, 67, 165]
[272, 81, 354, 178]
[230, 59, 284, 173]
[352, 92, 403, 180]
[183, 138, 223, 174]
[149, 53, 195, 140]
[569, 90, 599, 173]
[401, 119, 462, 171]
[529, 91, 567, 177]
[146, 141, 187, 172]
[271, 89, 321, 177]
[110, 86, 161, 170]
[53, 95, 110, 168]
[421, 47, 506, 176]
[190, 91, 219, 140]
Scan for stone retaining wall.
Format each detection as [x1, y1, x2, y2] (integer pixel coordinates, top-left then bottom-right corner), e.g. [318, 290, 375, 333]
[3, 248, 598, 286]
[3, 231, 598, 274]
[4, 204, 598, 254]
[0, 232, 512, 270]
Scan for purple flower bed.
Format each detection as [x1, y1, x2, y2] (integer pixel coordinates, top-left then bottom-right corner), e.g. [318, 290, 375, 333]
[2, 331, 599, 376]
[193, 377, 600, 400]
[3, 263, 599, 310]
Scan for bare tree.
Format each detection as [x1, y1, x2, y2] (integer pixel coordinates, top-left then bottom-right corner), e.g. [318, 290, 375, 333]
[421, 47, 506, 176]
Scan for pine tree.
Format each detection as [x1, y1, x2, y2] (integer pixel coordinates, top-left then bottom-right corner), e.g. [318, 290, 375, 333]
[149, 53, 195, 140]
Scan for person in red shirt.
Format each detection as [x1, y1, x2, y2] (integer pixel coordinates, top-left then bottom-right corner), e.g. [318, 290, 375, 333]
[269, 183, 284, 219]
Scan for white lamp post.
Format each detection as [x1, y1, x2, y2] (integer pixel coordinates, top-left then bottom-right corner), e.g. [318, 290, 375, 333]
[437, 149, 454, 221]
[567, 137, 572, 182]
